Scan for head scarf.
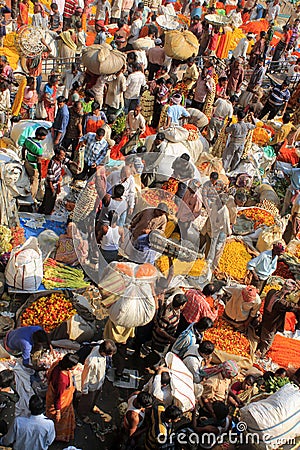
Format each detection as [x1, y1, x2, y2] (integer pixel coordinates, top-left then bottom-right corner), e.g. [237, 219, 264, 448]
[242, 285, 257, 303]
[171, 94, 182, 105]
[198, 360, 239, 380]
[222, 360, 239, 378]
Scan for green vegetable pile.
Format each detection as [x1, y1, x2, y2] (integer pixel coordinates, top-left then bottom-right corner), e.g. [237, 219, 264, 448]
[265, 377, 290, 393]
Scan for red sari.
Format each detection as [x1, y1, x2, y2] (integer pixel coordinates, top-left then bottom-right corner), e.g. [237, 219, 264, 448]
[46, 362, 75, 443]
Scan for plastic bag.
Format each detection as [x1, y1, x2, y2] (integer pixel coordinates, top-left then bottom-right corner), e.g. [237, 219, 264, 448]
[37, 230, 59, 260]
[5, 236, 43, 291]
[108, 283, 156, 328]
[163, 125, 189, 143]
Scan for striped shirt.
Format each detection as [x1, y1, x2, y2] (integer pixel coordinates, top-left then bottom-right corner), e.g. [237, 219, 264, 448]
[63, 0, 77, 18]
[152, 303, 180, 349]
[24, 138, 43, 169]
[269, 85, 290, 107]
[46, 156, 70, 189]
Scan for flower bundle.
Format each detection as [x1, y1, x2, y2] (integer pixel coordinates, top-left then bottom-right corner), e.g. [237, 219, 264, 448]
[204, 318, 250, 358]
[20, 293, 77, 332]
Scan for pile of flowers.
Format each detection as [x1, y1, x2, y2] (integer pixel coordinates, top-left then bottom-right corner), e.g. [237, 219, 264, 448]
[238, 207, 275, 229]
[218, 240, 252, 281]
[142, 189, 178, 215]
[156, 255, 206, 277]
[204, 318, 250, 358]
[183, 124, 199, 141]
[10, 226, 25, 248]
[20, 293, 77, 333]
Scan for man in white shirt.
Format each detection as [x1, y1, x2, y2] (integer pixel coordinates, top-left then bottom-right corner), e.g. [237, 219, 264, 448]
[0, 395, 55, 450]
[232, 33, 254, 59]
[128, 10, 143, 44]
[143, 367, 173, 406]
[107, 165, 136, 220]
[78, 340, 117, 422]
[228, 6, 243, 28]
[183, 340, 215, 384]
[206, 96, 234, 144]
[207, 194, 231, 269]
[126, 105, 146, 136]
[267, 0, 280, 23]
[124, 62, 147, 113]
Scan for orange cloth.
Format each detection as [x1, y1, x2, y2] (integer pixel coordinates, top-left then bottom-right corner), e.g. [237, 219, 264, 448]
[240, 19, 269, 34]
[46, 362, 76, 443]
[110, 134, 127, 160]
[17, 3, 29, 27]
[277, 141, 299, 166]
[284, 312, 297, 332]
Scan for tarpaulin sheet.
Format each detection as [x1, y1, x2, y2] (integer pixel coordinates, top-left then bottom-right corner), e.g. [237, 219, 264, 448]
[19, 217, 66, 240]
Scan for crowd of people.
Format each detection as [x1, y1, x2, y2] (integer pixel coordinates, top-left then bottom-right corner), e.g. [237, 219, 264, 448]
[0, 0, 300, 449]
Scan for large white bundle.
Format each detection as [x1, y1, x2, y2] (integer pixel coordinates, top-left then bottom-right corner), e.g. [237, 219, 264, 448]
[109, 283, 156, 328]
[240, 384, 300, 450]
[82, 44, 126, 75]
[5, 237, 43, 291]
[165, 352, 195, 412]
[163, 125, 189, 143]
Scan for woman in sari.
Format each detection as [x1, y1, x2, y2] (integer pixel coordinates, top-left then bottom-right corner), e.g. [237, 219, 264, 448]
[46, 353, 79, 443]
[43, 75, 58, 123]
[20, 77, 38, 119]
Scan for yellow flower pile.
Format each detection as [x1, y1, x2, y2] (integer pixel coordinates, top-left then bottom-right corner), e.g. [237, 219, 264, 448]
[156, 255, 206, 277]
[218, 240, 252, 280]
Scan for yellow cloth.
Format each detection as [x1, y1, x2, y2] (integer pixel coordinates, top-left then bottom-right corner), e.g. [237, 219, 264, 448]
[229, 28, 245, 52]
[59, 31, 77, 51]
[11, 77, 27, 116]
[103, 318, 135, 343]
[271, 122, 296, 145]
[2, 33, 20, 70]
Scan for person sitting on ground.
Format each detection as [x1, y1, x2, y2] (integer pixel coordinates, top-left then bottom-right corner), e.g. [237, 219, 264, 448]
[201, 361, 239, 417]
[97, 210, 125, 263]
[0, 394, 55, 450]
[228, 374, 257, 407]
[130, 202, 169, 242]
[222, 285, 261, 331]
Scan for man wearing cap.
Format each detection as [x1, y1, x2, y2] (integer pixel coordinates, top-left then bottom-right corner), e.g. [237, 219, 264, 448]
[257, 280, 300, 357]
[223, 285, 261, 330]
[147, 39, 166, 81]
[259, 80, 290, 120]
[232, 33, 254, 60]
[247, 243, 285, 293]
[165, 94, 190, 127]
